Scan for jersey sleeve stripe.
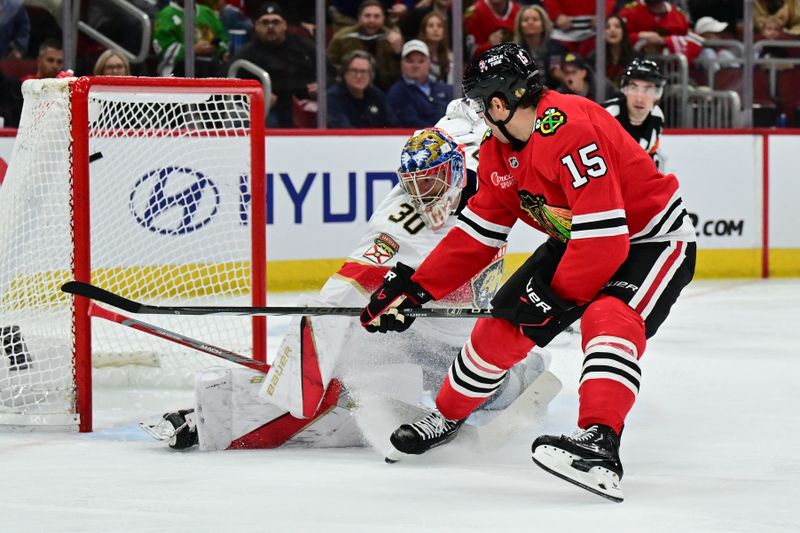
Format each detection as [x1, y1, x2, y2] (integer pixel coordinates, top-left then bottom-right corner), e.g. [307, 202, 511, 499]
[456, 209, 510, 248]
[571, 226, 629, 239]
[631, 193, 690, 242]
[572, 209, 626, 224]
[630, 191, 681, 240]
[460, 206, 513, 234]
[571, 215, 628, 239]
[572, 216, 628, 231]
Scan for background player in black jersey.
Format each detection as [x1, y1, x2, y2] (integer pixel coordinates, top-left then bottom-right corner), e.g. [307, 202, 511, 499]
[602, 59, 666, 169]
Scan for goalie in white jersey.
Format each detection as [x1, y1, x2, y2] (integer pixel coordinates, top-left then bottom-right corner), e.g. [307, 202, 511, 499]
[143, 99, 552, 451]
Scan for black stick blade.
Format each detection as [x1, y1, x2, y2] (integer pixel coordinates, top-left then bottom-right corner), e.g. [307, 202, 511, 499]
[61, 281, 143, 313]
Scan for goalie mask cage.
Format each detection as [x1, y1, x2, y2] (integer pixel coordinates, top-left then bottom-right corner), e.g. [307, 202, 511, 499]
[0, 77, 266, 432]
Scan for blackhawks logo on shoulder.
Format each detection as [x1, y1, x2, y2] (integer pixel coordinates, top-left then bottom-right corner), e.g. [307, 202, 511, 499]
[518, 191, 572, 243]
[535, 107, 566, 136]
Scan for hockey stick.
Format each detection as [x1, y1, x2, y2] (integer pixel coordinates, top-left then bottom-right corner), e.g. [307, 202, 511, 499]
[88, 302, 269, 373]
[62, 281, 494, 318]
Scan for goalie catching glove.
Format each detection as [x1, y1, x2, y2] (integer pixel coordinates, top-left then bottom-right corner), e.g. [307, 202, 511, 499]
[360, 263, 433, 333]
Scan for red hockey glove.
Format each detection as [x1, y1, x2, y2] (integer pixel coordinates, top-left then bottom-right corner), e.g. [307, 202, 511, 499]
[360, 263, 433, 333]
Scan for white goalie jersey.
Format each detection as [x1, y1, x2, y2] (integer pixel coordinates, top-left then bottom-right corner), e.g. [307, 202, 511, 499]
[261, 98, 500, 421]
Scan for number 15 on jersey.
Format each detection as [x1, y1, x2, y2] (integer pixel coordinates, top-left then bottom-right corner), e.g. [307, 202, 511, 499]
[561, 142, 608, 189]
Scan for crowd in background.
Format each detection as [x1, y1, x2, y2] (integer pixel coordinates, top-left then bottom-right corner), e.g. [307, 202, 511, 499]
[1, 0, 800, 128]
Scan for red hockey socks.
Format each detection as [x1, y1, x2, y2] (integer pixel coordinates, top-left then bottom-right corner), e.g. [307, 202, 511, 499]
[577, 295, 647, 434]
[436, 318, 534, 420]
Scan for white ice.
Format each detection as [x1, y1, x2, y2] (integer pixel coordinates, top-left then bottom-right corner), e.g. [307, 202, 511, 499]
[1, 279, 799, 532]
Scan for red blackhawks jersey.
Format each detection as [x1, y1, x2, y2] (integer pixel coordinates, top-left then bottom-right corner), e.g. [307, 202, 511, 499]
[413, 90, 695, 306]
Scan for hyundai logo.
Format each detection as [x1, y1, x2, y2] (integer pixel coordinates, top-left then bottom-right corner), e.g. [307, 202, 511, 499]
[130, 167, 220, 235]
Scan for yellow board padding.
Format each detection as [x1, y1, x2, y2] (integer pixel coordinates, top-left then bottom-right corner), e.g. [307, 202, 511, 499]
[506, 250, 765, 280]
[266, 259, 346, 292]
[1, 263, 253, 309]
[263, 248, 793, 292]
[769, 249, 800, 277]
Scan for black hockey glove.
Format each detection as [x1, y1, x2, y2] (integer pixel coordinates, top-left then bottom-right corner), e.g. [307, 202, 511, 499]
[360, 263, 433, 333]
[492, 273, 584, 347]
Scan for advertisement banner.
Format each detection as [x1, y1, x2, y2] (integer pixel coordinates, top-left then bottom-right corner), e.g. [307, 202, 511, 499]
[0, 130, 797, 280]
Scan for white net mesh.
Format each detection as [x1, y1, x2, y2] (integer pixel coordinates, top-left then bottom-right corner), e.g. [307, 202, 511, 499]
[0, 78, 263, 428]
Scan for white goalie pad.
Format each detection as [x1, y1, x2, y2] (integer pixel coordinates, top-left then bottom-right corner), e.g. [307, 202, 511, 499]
[195, 367, 286, 451]
[260, 299, 353, 420]
[196, 363, 426, 451]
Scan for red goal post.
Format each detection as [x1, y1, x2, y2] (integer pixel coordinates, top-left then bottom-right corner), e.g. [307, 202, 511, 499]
[0, 76, 266, 432]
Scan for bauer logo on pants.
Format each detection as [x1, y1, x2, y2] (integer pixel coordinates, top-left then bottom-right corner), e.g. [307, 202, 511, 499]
[129, 167, 220, 235]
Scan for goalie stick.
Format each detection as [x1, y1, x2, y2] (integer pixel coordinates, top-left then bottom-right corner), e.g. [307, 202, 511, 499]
[62, 281, 493, 318]
[88, 302, 269, 373]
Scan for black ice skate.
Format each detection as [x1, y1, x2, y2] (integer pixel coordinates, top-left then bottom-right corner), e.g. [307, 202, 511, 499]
[386, 410, 464, 463]
[531, 424, 624, 502]
[139, 409, 198, 450]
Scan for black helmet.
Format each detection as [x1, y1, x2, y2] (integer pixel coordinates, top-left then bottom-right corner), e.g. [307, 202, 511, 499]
[462, 43, 543, 115]
[621, 58, 665, 88]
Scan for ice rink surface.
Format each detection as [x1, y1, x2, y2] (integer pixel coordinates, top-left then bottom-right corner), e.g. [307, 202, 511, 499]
[1, 279, 798, 532]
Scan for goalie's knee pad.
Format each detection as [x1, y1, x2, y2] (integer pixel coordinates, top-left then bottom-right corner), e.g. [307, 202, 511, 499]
[580, 295, 646, 358]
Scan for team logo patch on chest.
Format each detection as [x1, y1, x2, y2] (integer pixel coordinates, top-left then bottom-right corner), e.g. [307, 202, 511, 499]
[362, 233, 400, 265]
[518, 191, 573, 243]
[534, 107, 567, 136]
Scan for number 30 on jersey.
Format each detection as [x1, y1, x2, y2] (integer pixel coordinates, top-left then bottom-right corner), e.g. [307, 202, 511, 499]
[560, 142, 608, 189]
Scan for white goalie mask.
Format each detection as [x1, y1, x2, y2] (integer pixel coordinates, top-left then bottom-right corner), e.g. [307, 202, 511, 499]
[397, 128, 467, 230]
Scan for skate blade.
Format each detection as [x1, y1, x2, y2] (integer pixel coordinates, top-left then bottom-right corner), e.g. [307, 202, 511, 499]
[532, 445, 624, 503]
[385, 446, 410, 464]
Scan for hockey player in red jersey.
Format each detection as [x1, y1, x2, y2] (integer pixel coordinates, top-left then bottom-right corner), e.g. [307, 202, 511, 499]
[360, 43, 696, 502]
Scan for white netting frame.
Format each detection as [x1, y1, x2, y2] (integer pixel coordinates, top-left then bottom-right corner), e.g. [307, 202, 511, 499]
[0, 77, 266, 430]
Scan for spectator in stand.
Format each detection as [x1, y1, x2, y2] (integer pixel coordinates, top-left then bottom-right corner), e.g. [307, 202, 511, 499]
[93, 49, 131, 76]
[514, 4, 566, 88]
[327, 50, 393, 128]
[22, 39, 62, 81]
[153, 0, 229, 77]
[693, 16, 739, 71]
[233, 2, 329, 128]
[387, 39, 451, 127]
[619, 0, 704, 65]
[401, 0, 453, 42]
[418, 12, 451, 83]
[556, 52, 614, 102]
[588, 14, 641, 89]
[755, 0, 786, 32]
[0, 68, 23, 127]
[0, 0, 29, 59]
[756, 15, 794, 65]
[329, 0, 413, 33]
[542, 0, 614, 58]
[327, 0, 404, 91]
[465, 0, 521, 57]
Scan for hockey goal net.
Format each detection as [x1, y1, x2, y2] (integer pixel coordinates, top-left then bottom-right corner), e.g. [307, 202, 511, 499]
[0, 77, 266, 431]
